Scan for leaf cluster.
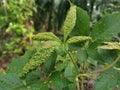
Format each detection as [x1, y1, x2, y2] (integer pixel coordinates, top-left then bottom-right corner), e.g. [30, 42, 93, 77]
[0, 2, 120, 90]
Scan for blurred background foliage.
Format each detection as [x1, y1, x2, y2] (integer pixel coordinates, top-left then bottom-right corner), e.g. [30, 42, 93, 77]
[0, 0, 120, 69]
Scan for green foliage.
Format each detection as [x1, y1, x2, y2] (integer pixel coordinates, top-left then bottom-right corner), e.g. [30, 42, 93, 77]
[67, 36, 92, 44]
[43, 51, 57, 74]
[64, 62, 78, 82]
[91, 13, 120, 43]
[98, 42, 120, 50]
[0, 73, 25, 90]
[32, 32, 60, 42]
[1, 2, 120, 90]
[77, 49, 88, 63]
[21, 47, 55, 77]
[7, 50, 35, 74]
[62, 5, 76, 41]
[49, 71, 71, 89]
[0, 0, 36, 62]
[87, 13, 120, 61]
[94, 69, 120, 90]
[70, 6, 90, 37]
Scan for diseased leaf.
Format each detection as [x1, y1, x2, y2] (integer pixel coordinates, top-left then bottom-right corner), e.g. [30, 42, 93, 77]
[67, 36, 92, 44]
[69, 6, 90, 37]
[32, 32, 60, 42]
[21, 47, 55, 78]
[63, 5, 76, 41]
[98, 42, 120, 50]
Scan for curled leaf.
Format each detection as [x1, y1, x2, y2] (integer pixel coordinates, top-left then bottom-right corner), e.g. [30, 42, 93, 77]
[21, 47, 55, 78]
[32, 32, 60, 42]
[63, 5, 76, 41]
[67, 36, 92, 44]
[98, 42, 120, 50]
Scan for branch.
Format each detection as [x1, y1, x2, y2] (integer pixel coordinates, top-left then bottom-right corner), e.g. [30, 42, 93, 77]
[91, 55, 120, 74]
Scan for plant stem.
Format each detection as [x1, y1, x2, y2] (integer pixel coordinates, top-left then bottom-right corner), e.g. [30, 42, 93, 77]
[67, 51, 78, 71]
[68, 0, 72, 4]
[76, 74, 90, 90]
[76, 78, 80, 90]
[91, 55, 120, 74]
[81, 77, 84, 90]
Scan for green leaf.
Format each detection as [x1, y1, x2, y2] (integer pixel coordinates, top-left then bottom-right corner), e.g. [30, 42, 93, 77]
[62, 5, 76, 41]
[98, 42, 120, 50]
[27, 81, 49, 90]
[21, 47, 55, 78]
[87, 57, 97, 67]
[91, 13, 120, 43]
[77, 50, 88, 63]
[43, 51, 57, 74]
[55, 61, 69, 72]
[64, 62, 78, 82]
[7, 50, 35, 75]
[94, 69, 119, 90]
[49, 71, 71, 89]
[87, 13, 120, 61]
[118, 73, 120, 89]
[25, 69, 43, 83]
[87, 41, 99, 59]
[69, 6, 90, 37]
[32, 32, 60, 42]
[0, 73, 25, 90]
[67, 36, 92, 44]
